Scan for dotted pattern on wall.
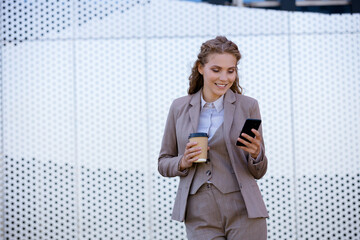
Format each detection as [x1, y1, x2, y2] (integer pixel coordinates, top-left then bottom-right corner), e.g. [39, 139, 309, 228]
[79, 167, 147, 239]
[76, 39, 149, 238]
[297, 174, 360, 240]
[3, 157, 40, 240]
[291, 33, 360, 239]
[218, 6, 289, 36]
[39, 159, 77, 239]
[1, 40, 77, 237]
[1, 0, 73, 44]
[2, 41, 75, 162]
[292, 33, 360, 176]
[3, 156, 77, 239]
[0, 43, 3, 238]
[1, 0, 360, 239]
[75, 0, 148, 38]
[76, 39, 147, 171]
[290, 11, 360, 34]
[145, 0, 217, 37]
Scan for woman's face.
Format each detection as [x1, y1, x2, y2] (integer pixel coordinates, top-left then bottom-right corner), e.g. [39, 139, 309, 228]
[198, 53, 237, 102]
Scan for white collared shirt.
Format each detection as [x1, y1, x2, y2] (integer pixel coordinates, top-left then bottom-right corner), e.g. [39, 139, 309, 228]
[196, 94, 224, 140]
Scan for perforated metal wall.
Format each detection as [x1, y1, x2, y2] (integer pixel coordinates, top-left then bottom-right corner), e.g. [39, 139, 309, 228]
[1, 0, 359, 239]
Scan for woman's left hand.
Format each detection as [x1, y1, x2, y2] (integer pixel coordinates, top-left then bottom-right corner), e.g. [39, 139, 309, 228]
[237, 129, 261, 159]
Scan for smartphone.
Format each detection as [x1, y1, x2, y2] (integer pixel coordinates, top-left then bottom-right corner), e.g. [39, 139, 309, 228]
[236, 118, 262, 147]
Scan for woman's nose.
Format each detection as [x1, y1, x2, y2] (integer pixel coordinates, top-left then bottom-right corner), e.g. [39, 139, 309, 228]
[220, 72, 227, 80]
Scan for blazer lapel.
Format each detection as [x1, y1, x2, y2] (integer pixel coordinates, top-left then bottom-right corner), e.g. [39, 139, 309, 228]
[189, 90, 201, 132]
[224, 90, 236, 140]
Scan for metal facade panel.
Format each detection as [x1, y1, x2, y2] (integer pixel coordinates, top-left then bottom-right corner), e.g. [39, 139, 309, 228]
[2, 41, 75, 162]
[75, 0, 148, 38]
[0, 0, 359, 239]
[2, 41, 77, 239]
[145, 0, 218, 37]
[218, 7, 289, 36]
[1, 0, 74, 43]
[290, 12, 360, 34]
[291, 33, 360, 239]
[76, 39, 149, 239]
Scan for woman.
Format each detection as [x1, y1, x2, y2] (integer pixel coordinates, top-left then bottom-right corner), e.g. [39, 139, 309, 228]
[158, 36, 268, 240]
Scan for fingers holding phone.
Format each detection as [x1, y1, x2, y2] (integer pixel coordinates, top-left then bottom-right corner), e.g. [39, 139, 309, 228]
[237, 129, 261, 159]
[236, 119, 262, 159]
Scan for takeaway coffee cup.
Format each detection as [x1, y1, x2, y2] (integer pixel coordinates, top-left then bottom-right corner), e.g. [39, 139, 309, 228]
[188, 132, 208, 163]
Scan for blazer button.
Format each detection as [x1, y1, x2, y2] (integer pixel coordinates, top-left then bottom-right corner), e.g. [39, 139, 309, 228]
[206, 170, 211, 176]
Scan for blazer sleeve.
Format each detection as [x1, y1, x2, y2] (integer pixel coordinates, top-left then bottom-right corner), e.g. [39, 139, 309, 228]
[158, 101, 189, 178]
[246, 100, 268, 179]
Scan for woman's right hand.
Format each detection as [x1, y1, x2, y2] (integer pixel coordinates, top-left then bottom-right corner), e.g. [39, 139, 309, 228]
[179, 142, 202, 171]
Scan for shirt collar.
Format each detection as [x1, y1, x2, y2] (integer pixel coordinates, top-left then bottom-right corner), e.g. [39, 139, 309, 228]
[201, 93, 224, 113]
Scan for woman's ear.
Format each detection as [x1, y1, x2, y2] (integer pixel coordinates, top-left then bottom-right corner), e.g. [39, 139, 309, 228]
[197, 63, 204, 75]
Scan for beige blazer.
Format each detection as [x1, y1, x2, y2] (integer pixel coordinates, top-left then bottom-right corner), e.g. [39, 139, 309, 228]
[158, 89, 269, 222]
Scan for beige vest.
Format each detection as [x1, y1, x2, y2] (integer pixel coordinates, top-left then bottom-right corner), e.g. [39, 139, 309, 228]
[189, 124, 240, 195]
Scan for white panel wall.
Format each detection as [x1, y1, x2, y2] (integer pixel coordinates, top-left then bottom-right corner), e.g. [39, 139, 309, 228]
[1, 0, 359, 239]
[76, 39, 149, 238]
[2, 41, 77, 239]
[0, 43, 3, 238]
[145, 1, 218, 37]
[291, 33, 360, 240]
[75, 0, 147, 38]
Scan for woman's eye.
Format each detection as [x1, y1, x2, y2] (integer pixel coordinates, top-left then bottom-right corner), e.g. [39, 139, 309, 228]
[228, 70, 234, 73]
[212, 69, 219, 72]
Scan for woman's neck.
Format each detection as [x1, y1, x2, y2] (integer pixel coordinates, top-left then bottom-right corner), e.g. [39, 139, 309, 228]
[202, 90, 221, 103]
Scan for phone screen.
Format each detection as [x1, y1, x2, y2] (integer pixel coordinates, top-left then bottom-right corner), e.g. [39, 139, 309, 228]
[236, 118, 262, 147]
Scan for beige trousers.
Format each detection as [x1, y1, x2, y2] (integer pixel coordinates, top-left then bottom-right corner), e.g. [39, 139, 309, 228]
[185, 183, 267, 240]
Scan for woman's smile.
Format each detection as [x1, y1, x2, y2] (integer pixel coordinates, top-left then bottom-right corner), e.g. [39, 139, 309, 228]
[215, 83, 228, 88]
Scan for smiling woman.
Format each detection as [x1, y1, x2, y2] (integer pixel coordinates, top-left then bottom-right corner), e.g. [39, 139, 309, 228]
[198, 53, 237, 102]
[158, 36, 269, 240]
[188, 36, 243, 96]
